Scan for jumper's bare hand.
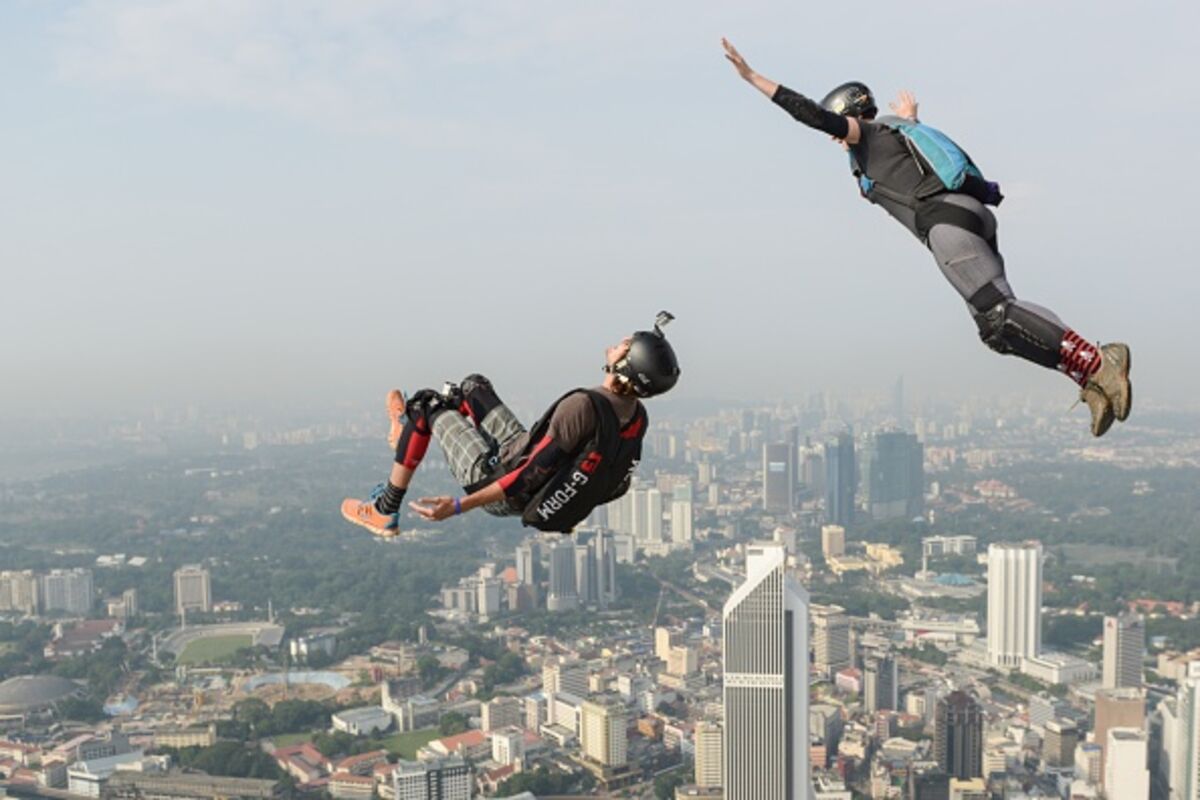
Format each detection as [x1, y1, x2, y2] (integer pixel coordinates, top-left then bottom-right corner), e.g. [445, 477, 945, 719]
[409, 496, 455, 522]
[889, 89, 919, 121]
[722, 37, 755, 82]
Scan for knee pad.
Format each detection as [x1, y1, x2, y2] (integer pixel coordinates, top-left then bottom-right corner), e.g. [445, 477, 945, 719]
[971, 299, 1062, 369]
[460, 374, 503, 423]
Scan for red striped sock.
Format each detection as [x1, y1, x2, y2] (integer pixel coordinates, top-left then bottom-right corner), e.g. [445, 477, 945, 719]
[1059, 331, 1101, 387]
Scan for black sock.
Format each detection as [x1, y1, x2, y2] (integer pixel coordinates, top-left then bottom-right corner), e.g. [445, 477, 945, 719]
[375, 482, 406, 515]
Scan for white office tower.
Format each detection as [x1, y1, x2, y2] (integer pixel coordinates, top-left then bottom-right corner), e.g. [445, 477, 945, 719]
[1104, 728, 1149, 800]
[986, 541, 1042, 668]
[645, 488, 664, 542]
[546, 540, 578, 612]
[574, 545, 594, 606]
[393, 755, 471, 800]
[515, 542, 536, 585]
[581, 697, 628, 767]
[1103, 612, 1145, 689]
[694, 721, 723, 788]
[593, 532, 618, 608]
[722, 542, 811, 800]
[671, 498, 694, 544]
[41, 569, 94, 615]
[811, 605, 851, 678]
[1162, 661, 1200, 799]
[543, 659, 589, 698]
[173, 565, 212, 616]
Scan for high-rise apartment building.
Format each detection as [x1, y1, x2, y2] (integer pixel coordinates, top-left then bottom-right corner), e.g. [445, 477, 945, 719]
[0, 571, 41, 615]
[812, 604, 851, 677]
[762, 442, 794, 513]
[173, 565, 212, 616]
[546, 541, 578, 612]
[1103, 612, 1145, 689]
[862, 430, 924, 521]
[574, 544, 594, 606]
[824, 430, 856, 526]
[40, 569, 94, 615]
[934, 691, 983, 780]
[592, 532, 618, 608]
[722, 542, 810, 800]
[580, 697, 627, 767]
[481, 696, 523, 732]
[392, 756, 471, 800]
[671, 495, 694, 544]
[694, 721, 722, 788]
[1162, 661, 1200, 799]
[986, 542, 1042, 668]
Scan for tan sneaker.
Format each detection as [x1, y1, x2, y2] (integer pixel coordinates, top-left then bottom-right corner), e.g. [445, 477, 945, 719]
[1089, 343, 1132, 422]
[1080, 383, 1116, 437]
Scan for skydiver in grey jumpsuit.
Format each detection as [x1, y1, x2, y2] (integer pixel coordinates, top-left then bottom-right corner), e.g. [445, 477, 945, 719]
[722, 38, 1132, 437]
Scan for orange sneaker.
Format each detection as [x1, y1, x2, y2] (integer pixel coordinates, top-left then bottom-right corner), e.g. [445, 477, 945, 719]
[386, 390, 406, 450]
[340, 497, 399, 537]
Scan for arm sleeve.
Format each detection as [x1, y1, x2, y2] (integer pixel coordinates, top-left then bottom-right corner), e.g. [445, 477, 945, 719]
[772, 85, 850, 139]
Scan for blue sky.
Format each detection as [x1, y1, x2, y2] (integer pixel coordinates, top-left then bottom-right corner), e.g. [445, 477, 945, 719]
[2, 1, 1198, 421]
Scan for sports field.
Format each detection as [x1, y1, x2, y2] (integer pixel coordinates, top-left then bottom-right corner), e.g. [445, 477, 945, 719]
[176, 634, 253, 665]
[382, 728, 439, 759]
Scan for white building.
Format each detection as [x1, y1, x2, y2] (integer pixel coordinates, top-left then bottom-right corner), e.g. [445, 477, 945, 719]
[490, 726, 524, 767]
[1021, 651, 1098, 685]
[722, 542, 810, 800]
[986, 541, 1042, 668]
[1161, 660, 1200, 799]
[173, 565, 212, 616]
[41, 569, 94, 615]
[543, 659, 589, 698]
[1103, 612, 1145, 689]
[332, 706, 392, 736]
[694, 721, 722, 788]
[481, 696, 523, 732]
[546, 540, 578, 612]
[671, 499, 694, 545]
[1105, 728, 1149, 800]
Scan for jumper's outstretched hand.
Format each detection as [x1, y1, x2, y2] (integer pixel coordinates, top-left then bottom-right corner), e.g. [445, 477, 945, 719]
[722, 37, 755, 82]
[409, 496, 455, 522]
[889, 90, 919, 121]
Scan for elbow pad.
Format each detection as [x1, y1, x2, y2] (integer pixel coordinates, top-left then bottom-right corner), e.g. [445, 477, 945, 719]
[772, 85, 850, 139]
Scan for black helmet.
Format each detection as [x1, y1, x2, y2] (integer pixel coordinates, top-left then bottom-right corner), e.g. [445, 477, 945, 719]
[820, 81, 877, 119]
[609, 311, 681, 398]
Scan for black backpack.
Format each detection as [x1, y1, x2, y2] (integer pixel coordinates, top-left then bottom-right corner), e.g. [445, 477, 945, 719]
[518, 389, 647, 533]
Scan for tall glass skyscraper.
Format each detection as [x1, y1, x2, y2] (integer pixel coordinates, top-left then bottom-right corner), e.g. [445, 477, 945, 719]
[862, 430, 924, 521]
[823, 429, 856, 526]
[722, 542, 810, 799]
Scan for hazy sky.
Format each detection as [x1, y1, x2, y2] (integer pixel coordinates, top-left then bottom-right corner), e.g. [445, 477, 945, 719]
[3, 1, 1198, 421]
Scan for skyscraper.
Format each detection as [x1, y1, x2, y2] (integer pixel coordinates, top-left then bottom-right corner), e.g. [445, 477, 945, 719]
[515, 542, 537, 586]
[574, 544, 594, 606]
[1103, 612, 1145, 689]
[864, 655, 898, 713]
[934, 691, 983, 780]
[645, 488, 664, 543]
[694, 722, 722, 788]
[671, 483, 694, 544]
[811, 604, 851, 678]
[592, 532, 618, 608]
[986, 542, 1042, 668]
[762, 442, 794, 513]
[824, 430, 855, 526]
[173, 565, 212, 616]
[862, 430, 924, 520]
[1163, 661, 1200, 799]
[1043, 719, 1077, 768]
[580, 697, 627, 767]
[722, 542, 810, 800]
[546, 541, 578, 612]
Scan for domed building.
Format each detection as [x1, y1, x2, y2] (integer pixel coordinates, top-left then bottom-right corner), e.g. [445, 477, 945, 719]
[0, 675, 85, 722]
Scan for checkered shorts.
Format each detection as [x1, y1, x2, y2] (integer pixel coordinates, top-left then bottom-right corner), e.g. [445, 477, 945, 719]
[431, 404, 526, 516]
